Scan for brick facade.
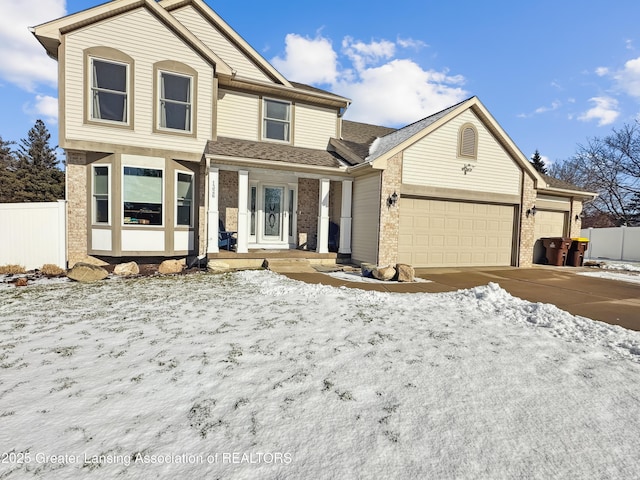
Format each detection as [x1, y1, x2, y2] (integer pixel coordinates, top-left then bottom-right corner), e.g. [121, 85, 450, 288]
[518, 174, 537, 267]
[65, 151, 88, 267]
[297, 178, 319, 250]
[569, 199, 583, 238]
[377, 153, 403, 266]
[219, 170, 238, 231]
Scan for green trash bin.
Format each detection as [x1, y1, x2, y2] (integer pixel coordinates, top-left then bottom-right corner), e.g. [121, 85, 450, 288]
[567, 237, 589, 267]
[541, 237, 572, 266]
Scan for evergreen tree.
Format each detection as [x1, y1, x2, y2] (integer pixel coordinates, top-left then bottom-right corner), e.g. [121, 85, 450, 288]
[530, 149, 548, 174]
[0, 135, 18, 203]
[15, 120, 64, 202]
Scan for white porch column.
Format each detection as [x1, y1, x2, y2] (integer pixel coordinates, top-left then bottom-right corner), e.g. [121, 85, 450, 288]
[237, 170, 249, 253]
[339, 180, 352, 254]
[316, 178, 330, 254]
[207, 167, 220, 254]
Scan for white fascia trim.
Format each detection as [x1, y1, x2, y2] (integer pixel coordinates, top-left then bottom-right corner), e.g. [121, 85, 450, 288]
[205, 154, 349, 176]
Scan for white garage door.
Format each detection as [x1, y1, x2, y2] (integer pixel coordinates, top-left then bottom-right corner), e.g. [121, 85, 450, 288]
[398, 198, 515, 267]
[533, 210, 567, 264]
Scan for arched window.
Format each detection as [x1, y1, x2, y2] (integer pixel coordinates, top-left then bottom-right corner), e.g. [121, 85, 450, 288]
[458, 123, 478, 159]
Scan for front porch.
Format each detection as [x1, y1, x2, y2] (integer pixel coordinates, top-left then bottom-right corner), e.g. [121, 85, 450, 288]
[208, 248, 351, 270]
[205, 165, 354, 258]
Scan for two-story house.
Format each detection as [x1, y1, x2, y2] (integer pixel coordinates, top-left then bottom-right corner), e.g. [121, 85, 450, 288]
[32, 0, 595, 269]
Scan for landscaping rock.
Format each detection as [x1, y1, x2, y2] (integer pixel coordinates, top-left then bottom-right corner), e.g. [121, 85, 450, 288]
[158, 259, 184, 275]
[207, 260, 231, 273]
[70, 256, 109, 268]
[361, 262, 376, 278]
[67, 262, 109, 283]
[114, 261, 139, 276]
[372, 265, 396, 281]
[396, 263, 415, 282]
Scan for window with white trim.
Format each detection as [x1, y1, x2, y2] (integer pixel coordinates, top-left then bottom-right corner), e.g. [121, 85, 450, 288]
[92, 165, 110, 224]
[91, 58, 128, 123]
[159, 71, 192, 131]
[123, 167, 163, 226]
[263, 99, 290, 141]
[176, 172, 194, 227]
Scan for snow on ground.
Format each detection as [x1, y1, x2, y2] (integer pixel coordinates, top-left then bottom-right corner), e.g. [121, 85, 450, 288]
[579, 261, 640, 284]
[325, 270, 430, 283]
[1, 271, 640, 479]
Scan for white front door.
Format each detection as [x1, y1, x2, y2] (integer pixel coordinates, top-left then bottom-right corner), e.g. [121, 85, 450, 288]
[251, 183, 296, 248]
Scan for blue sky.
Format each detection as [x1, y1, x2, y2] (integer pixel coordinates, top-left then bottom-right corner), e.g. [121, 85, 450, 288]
[2, 0, 640, 165]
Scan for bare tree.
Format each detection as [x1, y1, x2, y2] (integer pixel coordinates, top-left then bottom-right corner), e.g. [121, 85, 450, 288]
[549, 121, 640, 227]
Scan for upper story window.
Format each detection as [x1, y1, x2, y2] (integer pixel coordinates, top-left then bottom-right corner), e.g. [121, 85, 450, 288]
[153, 61, 197, 136]
[91, 58, 128, 123]
[159, 71, 192, 132]
[263, 99, 291, 142]
[458, 123, 478, 159]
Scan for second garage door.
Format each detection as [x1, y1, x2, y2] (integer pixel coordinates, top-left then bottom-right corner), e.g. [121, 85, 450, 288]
[533, 210, 568, 264]
[398, 198, 515, 267]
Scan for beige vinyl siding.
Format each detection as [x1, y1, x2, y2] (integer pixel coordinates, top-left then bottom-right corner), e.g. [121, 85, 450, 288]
[351, 174, 381, 265]
[65, 8, 213, 154]
[171, 6, 271, 83]
[294, 103, 338, 150]
[403, 110, 521, 196]
[533, 210, 567, 264]
[216, 89, 260, 140]
[398, 198, 515, 267]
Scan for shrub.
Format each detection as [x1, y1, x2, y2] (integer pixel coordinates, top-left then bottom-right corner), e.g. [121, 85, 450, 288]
[0, 265, 26, 275]
[40, 264, 66, 276]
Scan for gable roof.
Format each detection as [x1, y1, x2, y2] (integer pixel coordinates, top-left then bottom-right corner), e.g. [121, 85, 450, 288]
[365, 99, 470, 163]
[159, 0, 291, 86]
[31, 0, 234, 77]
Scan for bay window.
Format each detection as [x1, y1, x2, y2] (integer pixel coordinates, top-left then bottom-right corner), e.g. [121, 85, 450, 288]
[92, 165, 110, 224]
[123, 167, 163, 226]
[176, 172, 194, 227]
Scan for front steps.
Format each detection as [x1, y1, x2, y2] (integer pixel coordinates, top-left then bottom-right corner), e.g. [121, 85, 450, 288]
[262, 258, 316, 273]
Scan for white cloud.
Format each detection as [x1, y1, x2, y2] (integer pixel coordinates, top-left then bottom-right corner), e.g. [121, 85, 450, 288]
[534, 101, 561, 114]
[578, 97, 620, 126]
[272, 34, 467, 127]
[271, 33, 338, 85]
[342, 36, 396, 72]
[595, 67, 609, 76]
[23, 94, 58, 125]
[518, 101, 561, 118]
[0, 0, 65, 91]
[337, 60, 466, 126]
[614, 56, 640, 98]
[397, 37, 428, 50]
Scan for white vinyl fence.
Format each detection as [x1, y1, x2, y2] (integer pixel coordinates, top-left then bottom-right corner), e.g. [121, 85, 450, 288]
[0, 201, 66, 270]
[581, 226, 640, 262]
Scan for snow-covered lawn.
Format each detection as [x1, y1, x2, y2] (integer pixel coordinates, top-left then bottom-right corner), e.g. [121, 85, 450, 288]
[1, 271, 640, 479]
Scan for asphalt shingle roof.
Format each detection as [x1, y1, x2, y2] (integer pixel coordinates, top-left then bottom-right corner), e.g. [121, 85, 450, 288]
[206, 137, 346, 168]
[365, 98, 472, 163]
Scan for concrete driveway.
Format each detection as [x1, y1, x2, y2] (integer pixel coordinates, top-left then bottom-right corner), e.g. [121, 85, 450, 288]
[286, 266, 640, 332]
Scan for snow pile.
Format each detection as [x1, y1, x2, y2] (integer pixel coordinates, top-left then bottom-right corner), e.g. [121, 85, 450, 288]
[600, 262, 640, 272]
[1, 271, 640, 479]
